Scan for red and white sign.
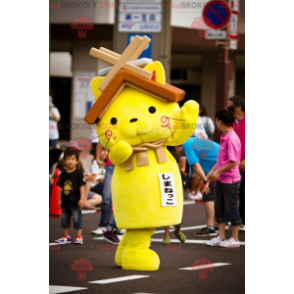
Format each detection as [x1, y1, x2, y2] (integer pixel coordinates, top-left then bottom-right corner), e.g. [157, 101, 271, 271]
[229, 10, 239, 40]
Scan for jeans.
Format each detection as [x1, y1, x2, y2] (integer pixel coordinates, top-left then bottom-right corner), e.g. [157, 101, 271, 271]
[49, 139, 58, 148]
[239, 172, 245, 225]
[49, 139, 58, 174]
[108, 218, 118, 230]
[99, 165, 114, 227]
[92, 182, 104, 195]
[215, 180, 242, 226]
[61, 207, 82, 229]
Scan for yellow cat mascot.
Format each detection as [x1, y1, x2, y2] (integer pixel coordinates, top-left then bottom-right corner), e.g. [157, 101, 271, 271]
[85, 54, 199, 271]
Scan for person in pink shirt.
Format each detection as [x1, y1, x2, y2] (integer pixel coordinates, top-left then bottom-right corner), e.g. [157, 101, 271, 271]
[229, 95, 245, 231]
[204, 106, 242, 248]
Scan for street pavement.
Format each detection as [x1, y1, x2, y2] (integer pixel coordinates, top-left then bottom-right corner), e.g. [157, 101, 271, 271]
[49, 201, 245, 294]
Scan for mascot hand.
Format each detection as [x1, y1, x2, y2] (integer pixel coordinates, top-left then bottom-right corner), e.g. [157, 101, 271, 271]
[180, 100, 198, 123]
[108, 139, 133, 166]
[166, 100, 199, 145]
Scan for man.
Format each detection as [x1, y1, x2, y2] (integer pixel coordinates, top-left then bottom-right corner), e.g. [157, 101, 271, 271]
[229, 95, 245, 231]
[189, 109, 209, 200]
[175, 137, 219, 236]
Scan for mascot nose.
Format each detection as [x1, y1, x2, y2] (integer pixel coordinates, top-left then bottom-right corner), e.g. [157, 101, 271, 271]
[130, 118, 138, 123]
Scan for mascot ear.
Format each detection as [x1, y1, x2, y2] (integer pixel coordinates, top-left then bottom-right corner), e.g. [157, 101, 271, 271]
[143, 61, 165, 85]
[91, 77, 104, 100]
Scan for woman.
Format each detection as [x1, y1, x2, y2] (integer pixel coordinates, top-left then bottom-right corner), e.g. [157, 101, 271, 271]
[49, 95, 61, 148]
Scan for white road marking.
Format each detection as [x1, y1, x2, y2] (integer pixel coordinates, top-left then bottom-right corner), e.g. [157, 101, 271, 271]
[184, 200, 196, 205]
[49, 242, 70, 246]
[82, 209, 96, 214]
[49, 285, 87, 293]
[153, 225, 207, 235]
[88, 275, 150, 284]
[93, 236, 122, 240]
[150, 238, 245, 246]
[179, 262, 231, 271]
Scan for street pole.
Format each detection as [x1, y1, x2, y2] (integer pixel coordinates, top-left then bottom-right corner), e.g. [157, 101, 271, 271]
[213, 0, 233, 143]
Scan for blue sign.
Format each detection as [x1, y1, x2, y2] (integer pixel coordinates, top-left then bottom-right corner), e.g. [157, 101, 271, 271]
[127, 34, 152, 59]
[86, 101, 92, 113]
[202, 0, 231, 29]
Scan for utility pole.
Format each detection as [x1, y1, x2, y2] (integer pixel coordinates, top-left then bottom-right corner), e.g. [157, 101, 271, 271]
[213, 0, 233, 143]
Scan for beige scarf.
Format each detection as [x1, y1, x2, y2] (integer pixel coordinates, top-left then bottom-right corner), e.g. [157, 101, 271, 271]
[124, 139, 168, 171]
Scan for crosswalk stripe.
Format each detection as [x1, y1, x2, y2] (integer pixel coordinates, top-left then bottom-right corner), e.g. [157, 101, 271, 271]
[179, 262, 231, 271]
[88, 275, 150, 284]
[49, 285, 87, 293]
[92, 236, 245, 245]
[49, 242, 69, 246]
[150, 238, 245, 245]
[183, 200, 197, 205]
[82, 209, 96, 214]
[153, 225, 207, 234]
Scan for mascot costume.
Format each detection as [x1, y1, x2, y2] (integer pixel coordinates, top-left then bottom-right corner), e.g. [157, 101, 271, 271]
[84, 36, 199, 271]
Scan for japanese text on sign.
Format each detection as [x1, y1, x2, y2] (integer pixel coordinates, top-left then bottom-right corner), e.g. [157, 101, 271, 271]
[158, 173, 177, 207]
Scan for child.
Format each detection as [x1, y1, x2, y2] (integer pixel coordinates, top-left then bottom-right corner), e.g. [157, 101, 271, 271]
[55, 147, 86, 245]
[162, 151, 186, 245]
[205, 106, 242, 248]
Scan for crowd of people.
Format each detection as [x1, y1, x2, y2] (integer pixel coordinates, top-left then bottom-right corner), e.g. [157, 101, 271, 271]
[49, 95, 245, 249]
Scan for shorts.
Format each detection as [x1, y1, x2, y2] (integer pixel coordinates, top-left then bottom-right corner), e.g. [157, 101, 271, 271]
[203, 181, 215, 202]
[215, 180, 242, 226]
[61, 207, 82, 229]
[87, 191, 96, 199]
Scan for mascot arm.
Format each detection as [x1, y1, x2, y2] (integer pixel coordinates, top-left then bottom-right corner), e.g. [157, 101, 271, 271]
[108, 139, 133, 166]
[167, 100, 199, 146]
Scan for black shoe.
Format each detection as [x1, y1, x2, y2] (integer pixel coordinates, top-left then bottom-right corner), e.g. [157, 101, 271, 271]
[194, 227, 217, 237]
[103, 229, 120, 244]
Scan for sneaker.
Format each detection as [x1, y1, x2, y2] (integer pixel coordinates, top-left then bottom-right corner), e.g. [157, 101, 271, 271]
[204, 236, 226, 247]
[239, 225, 245, 231]
[103, 229, 120, 244]
[55, 235, 71, 244]
[194, 227, 217, 237]
[173, 229, 186, 243]
[91, 226, 106, 235]
[187, 191, 197, 200]
[195, 191, 203, 201]
[220, 237, 240, 248]
[74, 236, 83, 245]
[162, 237, 170, 245]
[116, 229, 126, 235]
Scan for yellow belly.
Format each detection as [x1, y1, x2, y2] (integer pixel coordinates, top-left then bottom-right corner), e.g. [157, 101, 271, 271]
[111, 148, 183, 229]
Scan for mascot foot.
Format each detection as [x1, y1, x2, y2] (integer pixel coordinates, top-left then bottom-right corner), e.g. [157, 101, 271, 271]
[122, 248, 160, 271]
[115, 232, 127, 266]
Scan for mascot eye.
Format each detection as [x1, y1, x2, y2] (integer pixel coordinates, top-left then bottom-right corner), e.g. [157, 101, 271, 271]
[110, 117, 117, 125]
[148, 106, 156, 114]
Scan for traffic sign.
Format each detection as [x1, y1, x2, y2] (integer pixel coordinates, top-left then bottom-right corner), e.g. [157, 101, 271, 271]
[127, 34, 152, 58]
[229, 40, 238, 50]
[202, 0, 231, 29]
[229, 10, 239, 40]
[205, 30, 226, 39]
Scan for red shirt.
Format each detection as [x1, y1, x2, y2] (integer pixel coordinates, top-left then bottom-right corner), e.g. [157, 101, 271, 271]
[233, 115, 245, 163]
[105, 153, 113, 167]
